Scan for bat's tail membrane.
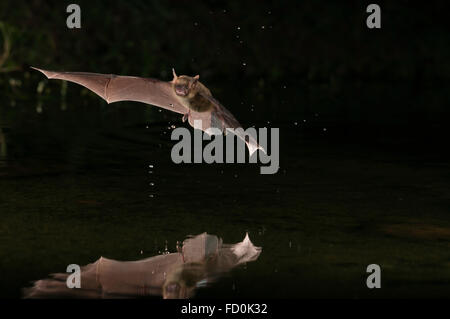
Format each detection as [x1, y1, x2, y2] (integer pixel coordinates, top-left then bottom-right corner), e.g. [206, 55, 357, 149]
[242, 130, 266, 156]
[246, 134, 266, 156]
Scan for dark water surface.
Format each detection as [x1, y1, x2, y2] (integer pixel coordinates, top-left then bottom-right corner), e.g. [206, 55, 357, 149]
[0, 96, 450, 299]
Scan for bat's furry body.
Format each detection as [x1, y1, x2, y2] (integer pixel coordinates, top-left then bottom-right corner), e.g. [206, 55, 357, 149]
[32, 67, 263, 155]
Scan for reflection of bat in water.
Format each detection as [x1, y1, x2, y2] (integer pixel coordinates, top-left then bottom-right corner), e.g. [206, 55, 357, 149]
[31, 67, 264, 155]
[23, 233, 261, 299]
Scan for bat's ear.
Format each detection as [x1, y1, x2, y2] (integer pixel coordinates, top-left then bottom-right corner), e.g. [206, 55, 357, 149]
[193, 75, 200, 83]
[172, 68, 178, 82]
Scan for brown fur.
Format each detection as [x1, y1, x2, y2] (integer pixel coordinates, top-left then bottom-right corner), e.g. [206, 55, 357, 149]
[171, 71, 214, 113]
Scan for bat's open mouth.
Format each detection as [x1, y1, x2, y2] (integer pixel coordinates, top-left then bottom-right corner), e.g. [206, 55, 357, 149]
[175, 87, 188, 96]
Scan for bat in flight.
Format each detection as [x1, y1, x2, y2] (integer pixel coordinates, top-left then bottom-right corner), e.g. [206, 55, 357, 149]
[31, 67, 264, 155]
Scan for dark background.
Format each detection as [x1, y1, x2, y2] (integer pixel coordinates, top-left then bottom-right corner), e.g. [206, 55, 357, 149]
[0, 0, 449, 299]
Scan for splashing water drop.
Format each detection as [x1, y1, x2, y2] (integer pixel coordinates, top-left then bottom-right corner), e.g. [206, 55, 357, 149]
[163, 241, 170, 255]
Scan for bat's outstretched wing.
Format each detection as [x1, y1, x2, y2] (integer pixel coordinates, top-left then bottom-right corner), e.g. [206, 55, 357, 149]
[31, 67, 186, 114]
[199, 93, 265, 155]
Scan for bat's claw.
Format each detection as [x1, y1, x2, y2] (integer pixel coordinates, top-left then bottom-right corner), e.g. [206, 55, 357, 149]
[182, 112, 189, 123]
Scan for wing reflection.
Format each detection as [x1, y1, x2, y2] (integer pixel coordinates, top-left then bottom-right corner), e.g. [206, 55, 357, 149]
[23, 233, 261, 299]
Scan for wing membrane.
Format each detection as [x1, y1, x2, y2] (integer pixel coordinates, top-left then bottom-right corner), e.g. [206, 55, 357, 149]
[32, 67, 186, 114]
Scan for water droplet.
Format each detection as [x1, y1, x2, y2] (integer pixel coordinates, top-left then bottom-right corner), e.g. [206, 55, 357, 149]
[323, 128, 327, 131]
[242, 62, 246, 66]
[237, 26, 240, 30]
[150, 182, 155, 186]
[149, 164, 154, 168]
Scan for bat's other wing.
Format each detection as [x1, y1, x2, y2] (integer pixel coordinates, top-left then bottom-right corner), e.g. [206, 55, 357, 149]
[197, 93, 266, 155]
[31, 67, 186, 114]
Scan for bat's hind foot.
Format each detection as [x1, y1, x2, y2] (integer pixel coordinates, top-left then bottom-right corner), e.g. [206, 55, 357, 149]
[182, 111, 190, 123]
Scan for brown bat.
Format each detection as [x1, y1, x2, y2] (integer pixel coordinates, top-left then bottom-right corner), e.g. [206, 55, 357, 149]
[31, 67, 264, 155]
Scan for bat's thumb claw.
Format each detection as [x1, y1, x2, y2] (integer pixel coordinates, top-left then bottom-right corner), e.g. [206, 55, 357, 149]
[172, 68, 177, 79]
